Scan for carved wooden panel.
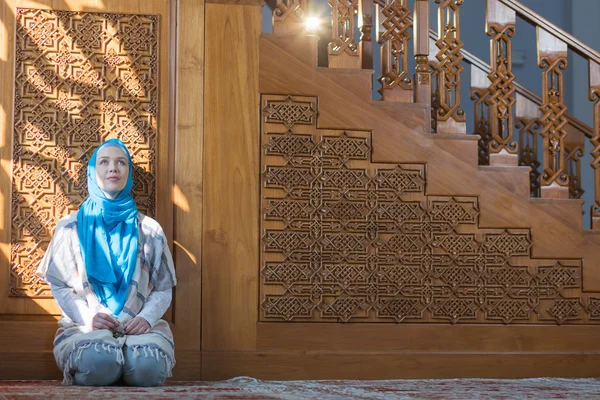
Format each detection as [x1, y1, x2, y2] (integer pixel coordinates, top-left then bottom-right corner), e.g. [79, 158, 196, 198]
[517, 117, 542, 197]
[471, 68, 491, 165]
[260, 94, 600, 325]
[485, 0, 517, 159]
[377, 0, 413, 102]
[272, 0, 307, 35]
[565, 143, 584, 199]
[432, 0, 465, 128]
[537, 28, 568, 193]
[328, 0, 360, 68]
[11, 9, 159, 297]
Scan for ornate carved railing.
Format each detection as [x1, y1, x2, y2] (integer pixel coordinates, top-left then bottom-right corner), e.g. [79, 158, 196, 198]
[266, 0, 599, 222]
[495, 0, 600, 205]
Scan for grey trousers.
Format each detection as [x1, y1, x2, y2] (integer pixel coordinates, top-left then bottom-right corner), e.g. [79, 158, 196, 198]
[69, 343, 169, 386]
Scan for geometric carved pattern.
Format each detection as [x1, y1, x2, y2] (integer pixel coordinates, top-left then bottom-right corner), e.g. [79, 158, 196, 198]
[486, 23, 517, 157]
[260, 94, 600, 325]
[378, 0, 413, 97]
[328, 0, 359, 57]
[273, 0, 307, 26]
[472, 85, 491, 165]
[433, 0, 466, 123]
[565, 143, 584, 199]
[517, 117, 542, 197]
[538, 56, 569, 188]
[11, 9, 158, 297]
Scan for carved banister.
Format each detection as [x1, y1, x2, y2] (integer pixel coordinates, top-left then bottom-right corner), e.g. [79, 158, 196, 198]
[272, 0, 307, 35]
[471, 67, 491, 165]
[499, 0, 600, 65]
[414, 17, 593, 140]
[328, 0, 361, 69]
[413, 0, 430, 106]
[564, 124, 585, 200]
[429, 37, 440, 132]
[537, 27, 569, 199]
[375, 0, 413, 102]
[358, 0, 374, 69]
[432, 0, 466, 134]
[485, 0, 517, 166]
[516, 93, 542, 197]
[590, 60, 600, 227]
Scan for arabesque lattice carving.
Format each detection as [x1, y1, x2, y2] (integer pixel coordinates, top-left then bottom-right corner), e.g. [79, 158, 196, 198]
[11, 9, 159, 297]
[433, 0, 465, 123]
[538, 56, 569, 188]
[377, 0, 413, 99]
[565, 143, 584, 199]
[517, 117, 542, 197]
[471, 85, 491, 165]
[260, 94, 600, 325]
[486, 23, 517, 157]
[328, 0, 359, 57]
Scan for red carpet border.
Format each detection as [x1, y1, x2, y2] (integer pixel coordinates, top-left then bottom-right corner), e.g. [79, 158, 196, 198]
[1, 377, 600, 399]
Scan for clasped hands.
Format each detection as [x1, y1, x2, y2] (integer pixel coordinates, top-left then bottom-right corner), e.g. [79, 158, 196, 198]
[92, 312, 150, 335]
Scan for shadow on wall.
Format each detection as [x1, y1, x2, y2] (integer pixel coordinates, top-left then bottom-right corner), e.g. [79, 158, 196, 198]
[1, 0, 161, 315]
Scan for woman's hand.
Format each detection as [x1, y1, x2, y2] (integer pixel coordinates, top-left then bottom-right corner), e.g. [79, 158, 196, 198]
[92, 312, 119, 331]
[124, 317, 151, 335]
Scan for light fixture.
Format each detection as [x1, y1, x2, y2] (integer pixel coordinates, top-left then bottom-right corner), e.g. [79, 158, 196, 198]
[304, 16, 321, 32]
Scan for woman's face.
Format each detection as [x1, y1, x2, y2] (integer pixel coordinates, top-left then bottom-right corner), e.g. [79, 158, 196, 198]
[95, 145, 129, 199]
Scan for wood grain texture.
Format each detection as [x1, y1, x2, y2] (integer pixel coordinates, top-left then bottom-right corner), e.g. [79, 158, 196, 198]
[202, 3, 261, 351]
[169, 0, 204, 380]
[486, 0, 515, 27]
[257, 323, 600, 351]
[173, 0, 204, 358]
[206, 0, 263, 5]
[202, 350, 600, 380]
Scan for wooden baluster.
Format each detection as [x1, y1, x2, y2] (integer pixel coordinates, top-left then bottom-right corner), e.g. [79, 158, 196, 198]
[590, 60, 600, 227]
[358, 0, 374, 69]
[564, 126, 584, 199]
[537, 28, 569, 199]
[516, 93, 542, 197]
[328, 0, 361, 69]
[486, 0, 517, 166]
[429, 37, 440, 132]
[272, 0, 307, 36]
[376, 0, 413, 102]
[414, 0, 430, 106]
[471, 67, 491, 165]
[433, 0, 466, 134]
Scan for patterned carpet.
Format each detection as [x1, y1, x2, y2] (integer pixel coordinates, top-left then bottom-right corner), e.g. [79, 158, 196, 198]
[1, 377, 600, 399]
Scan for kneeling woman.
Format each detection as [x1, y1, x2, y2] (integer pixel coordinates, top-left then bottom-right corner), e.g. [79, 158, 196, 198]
[37, 139, 176, 386]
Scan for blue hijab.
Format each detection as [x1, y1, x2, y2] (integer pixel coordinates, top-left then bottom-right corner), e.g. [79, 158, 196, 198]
[78, 138, 139, 317]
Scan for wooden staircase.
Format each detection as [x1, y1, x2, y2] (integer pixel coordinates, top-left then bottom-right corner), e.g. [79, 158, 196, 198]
[231, 0, 600, 378]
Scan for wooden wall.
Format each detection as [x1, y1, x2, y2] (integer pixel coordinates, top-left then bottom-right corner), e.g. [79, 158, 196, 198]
[2, 0, 600, 382]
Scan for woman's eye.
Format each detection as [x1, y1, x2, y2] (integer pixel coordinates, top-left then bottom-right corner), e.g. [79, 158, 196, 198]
[118, 160, 126, 166]
[99, 160, 108, 165]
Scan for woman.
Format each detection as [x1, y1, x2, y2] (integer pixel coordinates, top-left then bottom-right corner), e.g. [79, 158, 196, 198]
[36, 138, 176, 386]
